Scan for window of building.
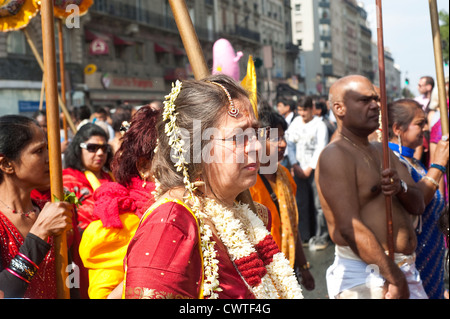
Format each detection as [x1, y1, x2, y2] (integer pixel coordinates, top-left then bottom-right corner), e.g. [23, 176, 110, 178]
[6, 31, 31, 55]
[320, 41, 331, 53]
[222, 8, 227, 31]
[95, 0, 107, 11]
[174, 54, 186, 68]
[115, 45, 127, 60]
[321, 58, 332, 65]
[207, 13, 214, 42]
[134, 42, 144, 62]
[155, 51, 169, 65]
[319, 24, 330, 37]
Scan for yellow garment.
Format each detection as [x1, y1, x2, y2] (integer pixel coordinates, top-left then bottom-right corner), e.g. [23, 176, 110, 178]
[250, 176, 282, 248]
[84, 170, 115, 191]
[241, 55, 258, 119]
[250, 165, 298, 267]
[275, 165, 299, 267]
[79, 212, 139, 299]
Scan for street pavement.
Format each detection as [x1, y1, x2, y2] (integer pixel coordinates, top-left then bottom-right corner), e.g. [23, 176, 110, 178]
[301, 242, 335, 299]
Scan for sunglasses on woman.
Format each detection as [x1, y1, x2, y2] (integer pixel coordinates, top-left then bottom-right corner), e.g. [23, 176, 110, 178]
[80, 143, 109, 153]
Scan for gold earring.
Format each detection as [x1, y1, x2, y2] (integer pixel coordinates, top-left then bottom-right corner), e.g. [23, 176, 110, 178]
[140, 172, 148, 188]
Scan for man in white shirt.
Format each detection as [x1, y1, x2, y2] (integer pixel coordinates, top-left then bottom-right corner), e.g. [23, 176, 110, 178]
[414, 76, 435, 165]
[414, 76, 434, 114]
[277, 99, 296, 168]
[287, 96, 329, 250]
[276, 99, 296, 125]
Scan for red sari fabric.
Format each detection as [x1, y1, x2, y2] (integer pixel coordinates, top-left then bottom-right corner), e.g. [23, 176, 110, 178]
[62, 168, 114, 230]
[0, 211, 56, 299]
[92, 177, 155, 228]
[124, 200, 255, 299]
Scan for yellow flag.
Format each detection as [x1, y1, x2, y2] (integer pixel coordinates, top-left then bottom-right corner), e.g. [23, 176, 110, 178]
[241, 55, 258, 119]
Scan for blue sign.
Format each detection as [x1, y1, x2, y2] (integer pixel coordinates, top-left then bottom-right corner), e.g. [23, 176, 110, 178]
[18, 101, 46, 113]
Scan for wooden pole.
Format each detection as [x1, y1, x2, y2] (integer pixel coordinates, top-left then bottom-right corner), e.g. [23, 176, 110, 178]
[22, 28, 77, 134]
[428, 0, 449, 136]
[168, 0, 257, 214]
[57, 19, 69, 141]
[428, 0, 449, 201]
[168, 0, 209, 80]
[376, 0, 395, 260]
[41, 0, 70, 299]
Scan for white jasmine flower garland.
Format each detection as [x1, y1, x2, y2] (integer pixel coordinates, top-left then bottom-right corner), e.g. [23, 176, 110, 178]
[205, 199, 303, 299]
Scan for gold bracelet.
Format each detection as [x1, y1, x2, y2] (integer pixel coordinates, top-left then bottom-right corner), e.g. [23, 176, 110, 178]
[422, 176, 439, 188]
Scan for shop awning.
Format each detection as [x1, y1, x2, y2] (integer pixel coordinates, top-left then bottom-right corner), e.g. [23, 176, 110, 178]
[113, 35, 135, 46]
[85, 29, 110, 42]
[154, 42, 171, 53]
[172, 46, 186, 56]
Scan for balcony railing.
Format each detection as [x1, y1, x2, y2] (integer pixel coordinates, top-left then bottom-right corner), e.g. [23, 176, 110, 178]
[92, 0, 215, 41]
[230, 26, 261, 43]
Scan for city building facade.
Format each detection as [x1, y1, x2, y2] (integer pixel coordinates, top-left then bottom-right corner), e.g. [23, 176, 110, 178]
[371, 43, 402, 101]
[290, 0, 397, 96]
[1, 0, 401, 115]
[1, 0, 299, 115]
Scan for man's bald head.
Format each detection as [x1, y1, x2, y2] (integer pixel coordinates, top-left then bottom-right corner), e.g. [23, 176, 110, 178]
[329, 75, 374, 106]
[327, 75, 380, 135]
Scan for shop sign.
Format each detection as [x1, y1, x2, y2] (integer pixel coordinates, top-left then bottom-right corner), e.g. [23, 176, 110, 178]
[90, 38, 109, 55]
[18, 101, 45, 113]
[85, 72, 165, 92]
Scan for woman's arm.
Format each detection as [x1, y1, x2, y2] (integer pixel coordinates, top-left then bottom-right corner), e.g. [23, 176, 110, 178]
[0, 234, 51, 298]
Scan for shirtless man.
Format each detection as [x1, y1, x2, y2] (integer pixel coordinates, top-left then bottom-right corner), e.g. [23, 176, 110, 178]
[315, 75, 427, 299]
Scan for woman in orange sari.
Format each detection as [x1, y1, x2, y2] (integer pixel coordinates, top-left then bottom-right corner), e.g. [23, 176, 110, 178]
[250, 106, 315, 291]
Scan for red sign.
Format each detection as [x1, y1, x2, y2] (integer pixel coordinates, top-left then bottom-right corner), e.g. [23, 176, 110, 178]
[89, 39, 109, 55]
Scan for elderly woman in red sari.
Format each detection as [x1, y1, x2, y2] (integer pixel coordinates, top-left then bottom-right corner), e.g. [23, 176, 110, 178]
[124, 75, 303, 299]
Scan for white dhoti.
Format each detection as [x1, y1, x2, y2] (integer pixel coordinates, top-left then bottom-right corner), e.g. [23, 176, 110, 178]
[326, 245, 428, 299]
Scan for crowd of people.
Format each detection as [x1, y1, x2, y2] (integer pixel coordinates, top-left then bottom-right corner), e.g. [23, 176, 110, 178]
[0, 73, 448, 299]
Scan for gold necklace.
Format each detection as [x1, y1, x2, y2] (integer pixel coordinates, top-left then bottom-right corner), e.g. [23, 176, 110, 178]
[339, 133, 381, 172]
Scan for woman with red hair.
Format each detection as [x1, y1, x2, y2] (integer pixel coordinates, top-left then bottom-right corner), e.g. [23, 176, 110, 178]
[79, 105, 160, 299]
